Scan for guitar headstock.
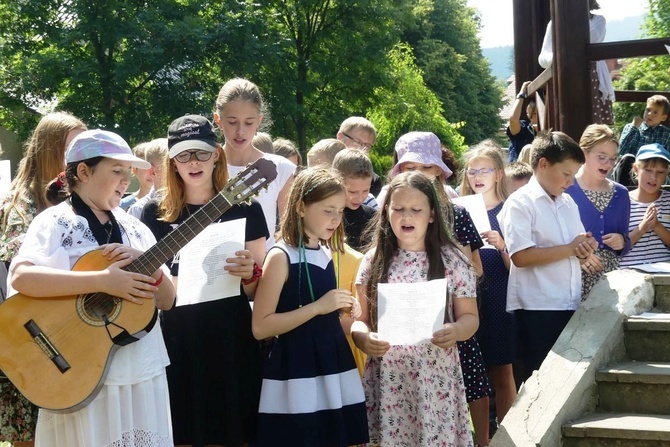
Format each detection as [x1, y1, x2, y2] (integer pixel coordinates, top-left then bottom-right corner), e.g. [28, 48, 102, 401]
[223, 158, 278, 205]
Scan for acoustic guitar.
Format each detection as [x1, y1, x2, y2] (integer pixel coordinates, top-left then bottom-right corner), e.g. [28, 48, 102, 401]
[0, 158, 277, 412]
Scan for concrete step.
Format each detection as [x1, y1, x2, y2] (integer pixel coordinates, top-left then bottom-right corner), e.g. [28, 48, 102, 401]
[653, 275, 670, 312]
[562, 413, 670, 447]
[625, 319, 670, 361]
[597, 361, 670, 414]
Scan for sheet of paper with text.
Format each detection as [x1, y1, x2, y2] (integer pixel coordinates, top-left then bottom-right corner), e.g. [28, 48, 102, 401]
[176, 218, 245, 306]
[377, 278, 447, 345]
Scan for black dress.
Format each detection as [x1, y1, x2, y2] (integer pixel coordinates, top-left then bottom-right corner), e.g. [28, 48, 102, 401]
[141, 199, 268, 446]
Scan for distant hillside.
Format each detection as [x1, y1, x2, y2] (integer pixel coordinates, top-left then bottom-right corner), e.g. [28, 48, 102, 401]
[483, 14, 645, 81]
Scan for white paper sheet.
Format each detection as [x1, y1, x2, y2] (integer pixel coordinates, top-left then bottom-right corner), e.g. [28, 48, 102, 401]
[176, 218, 245, 306]
[377, 278, 447, 345]
[630, 262, 670, 274]
[452, 194, 494, 248]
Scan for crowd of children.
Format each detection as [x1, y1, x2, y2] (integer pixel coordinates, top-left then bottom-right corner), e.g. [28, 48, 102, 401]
[2, 76, 670, 447]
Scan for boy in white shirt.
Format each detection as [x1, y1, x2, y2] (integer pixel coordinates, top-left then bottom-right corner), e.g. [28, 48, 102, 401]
[498, 131, 598, 382]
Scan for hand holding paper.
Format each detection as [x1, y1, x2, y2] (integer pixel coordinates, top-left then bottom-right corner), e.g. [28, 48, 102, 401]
[431, 323, 459, 349]
[352, 331, 391, 357]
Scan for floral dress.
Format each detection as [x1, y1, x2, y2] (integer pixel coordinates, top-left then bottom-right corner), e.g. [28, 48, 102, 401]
[0, 190, 39, 442]
[356, 246, 475, 447]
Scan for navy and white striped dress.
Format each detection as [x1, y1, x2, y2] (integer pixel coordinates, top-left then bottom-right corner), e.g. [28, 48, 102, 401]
[620, 189, 670, 267]
[256, 241, 368, 447]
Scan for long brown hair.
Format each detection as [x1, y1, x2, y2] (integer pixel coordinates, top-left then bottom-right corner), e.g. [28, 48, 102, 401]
[3, 112, 86, 227]
[158, 145, 228, 222]
[277, 167, 345, 252]
[364, 171, 458, 331]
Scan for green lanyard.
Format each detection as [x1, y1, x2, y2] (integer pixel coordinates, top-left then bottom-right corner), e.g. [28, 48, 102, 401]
[298, 241, 316, 307]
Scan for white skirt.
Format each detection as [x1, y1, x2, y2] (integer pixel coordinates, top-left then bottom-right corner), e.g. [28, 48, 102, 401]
[35, 373, 172, 447]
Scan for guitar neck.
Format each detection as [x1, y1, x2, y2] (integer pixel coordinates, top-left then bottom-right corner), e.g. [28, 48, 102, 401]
[126, 193, 233, 276]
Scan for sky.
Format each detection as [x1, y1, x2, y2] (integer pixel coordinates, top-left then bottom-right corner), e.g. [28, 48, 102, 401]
[467, 0, 649, 48]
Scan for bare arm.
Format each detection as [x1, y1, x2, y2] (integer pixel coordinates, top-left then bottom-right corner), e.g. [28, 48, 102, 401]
[11, 257, 158, 305]
[276, 175, 295, 225]
[251, 249, 355, 340]
[431, 297, 479, 349]
[509, 81, 531, 136]
[351, 283, 391, 357]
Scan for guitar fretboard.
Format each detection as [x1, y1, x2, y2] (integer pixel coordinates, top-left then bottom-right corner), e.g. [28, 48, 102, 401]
[125, 193, 234, 276]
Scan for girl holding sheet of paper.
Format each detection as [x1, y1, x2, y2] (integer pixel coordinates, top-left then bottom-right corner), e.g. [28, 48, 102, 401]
[376, 131, 491, 445]
[140, 115, 268, 446]
[353, 170, 478, 447]
[251, 167, 369, 447]
[460, 141, 517, 429]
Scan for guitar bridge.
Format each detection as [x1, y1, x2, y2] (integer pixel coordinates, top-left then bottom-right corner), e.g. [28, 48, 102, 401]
[24, 320, 70, 373]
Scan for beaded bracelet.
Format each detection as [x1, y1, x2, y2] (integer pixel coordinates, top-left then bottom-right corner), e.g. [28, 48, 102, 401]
[241, 262, 262, 285]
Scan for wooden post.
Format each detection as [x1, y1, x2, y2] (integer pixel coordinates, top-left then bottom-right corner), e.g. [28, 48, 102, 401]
[513, 0, 550, 87]
[552, 0, 591, 141]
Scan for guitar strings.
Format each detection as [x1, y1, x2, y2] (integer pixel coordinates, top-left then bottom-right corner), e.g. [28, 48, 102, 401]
[45, 171, 263, 344]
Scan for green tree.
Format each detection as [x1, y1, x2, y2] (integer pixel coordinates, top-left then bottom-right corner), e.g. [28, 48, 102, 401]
[367, 44, 465, 175]
[613, 0, 670, 132]
[401, 0, 503, 144]
[258, 0, 401, 153]
[0, 0, 263, 143]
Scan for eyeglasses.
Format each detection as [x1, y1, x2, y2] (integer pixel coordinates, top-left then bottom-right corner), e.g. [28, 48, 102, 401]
[174, 150, 213, 163]
[466, 168, 496, 177]
[342, 132, 373, 150]
[594, 153, 618, 165]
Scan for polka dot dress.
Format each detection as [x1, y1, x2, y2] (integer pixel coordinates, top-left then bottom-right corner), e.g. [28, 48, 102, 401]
[476, 202, 516, 367]
[452, 204, 492, 402]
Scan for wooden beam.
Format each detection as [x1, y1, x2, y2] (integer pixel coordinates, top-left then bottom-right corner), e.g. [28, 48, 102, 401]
[588, 37, 670, 61]
[615, 90, 670, 102]
[553, 0, 591, 141]
[528, 67, 552, 96]
[513, 0, 538, 85]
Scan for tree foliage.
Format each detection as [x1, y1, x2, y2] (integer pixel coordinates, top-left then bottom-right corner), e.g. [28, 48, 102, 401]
[367, 44, 465, 173]
[258, 0, 401, 153]
[401, 0, 503, 145]
[613, 0, 670, 132]
[0, 0, 501, 159]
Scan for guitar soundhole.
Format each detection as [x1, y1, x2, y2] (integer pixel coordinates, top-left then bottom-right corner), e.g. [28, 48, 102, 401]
[76, 294, 122, 326]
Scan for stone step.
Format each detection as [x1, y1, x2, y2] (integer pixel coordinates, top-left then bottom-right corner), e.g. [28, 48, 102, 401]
[562, 413, 670, 447]
[597, 361, 670, 414]
[625, 319, 670, 361]
[653, 275, 670, 312]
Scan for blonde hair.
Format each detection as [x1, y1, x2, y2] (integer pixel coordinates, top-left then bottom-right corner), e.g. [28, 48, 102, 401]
[579, 124, 619, 153]
[253, 132, 274, 154]
[214, 78, 270, 130]
[7, 112, 86, 218]
[647, 95, 670, 116]
[307, 138, 346, 167]
[338, 116, 377, 138]
[518, 144, 533, 165]
[459, 140, 510, 200]
[505, 161, 533, 181]
[632, 158, 670, 183]
[143, 138, 169, 166]
[158, 145, 228, 222]
[277, 167, 345, 252]
[332, 148, 373, 179]
[273, 138, 302, 166]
